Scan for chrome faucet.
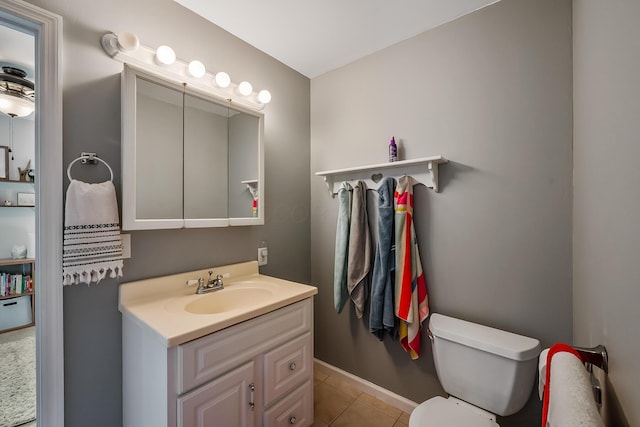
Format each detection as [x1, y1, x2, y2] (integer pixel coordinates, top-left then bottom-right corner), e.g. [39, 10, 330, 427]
[196, 270, 224, 294]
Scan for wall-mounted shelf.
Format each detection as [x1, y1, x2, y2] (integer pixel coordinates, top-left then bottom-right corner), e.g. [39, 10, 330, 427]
[241, 179, 259, 199]
[315, 156, 448, 196]
[0, 180, 35, 185]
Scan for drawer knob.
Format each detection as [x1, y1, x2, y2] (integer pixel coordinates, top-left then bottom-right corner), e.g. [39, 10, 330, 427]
[289, 362, 296, 371]
[289, 416, 296, 424]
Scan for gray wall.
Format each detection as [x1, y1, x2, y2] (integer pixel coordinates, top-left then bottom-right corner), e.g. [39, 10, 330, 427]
[28, 0, 310, 425]
[310, 0, 572, 425]
[573, 0, 639, 425]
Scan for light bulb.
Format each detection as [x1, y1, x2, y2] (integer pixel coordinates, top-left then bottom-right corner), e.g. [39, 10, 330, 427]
[187, 60, 206, 78]
[117, 32, 140, 52]
[101, 31, 139, 56]
[238, 81, 253, 96]
[155, 45, 176, 65]
[214, 72, 231, 88]
[258, 89, 272, 104]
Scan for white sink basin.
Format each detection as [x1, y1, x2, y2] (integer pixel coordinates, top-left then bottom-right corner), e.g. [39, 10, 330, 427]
[120, 261, 318, 346]
[185, 287, 274, 314]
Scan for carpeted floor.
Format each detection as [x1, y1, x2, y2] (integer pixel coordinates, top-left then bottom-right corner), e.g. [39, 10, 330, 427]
[0, 327, 36, 427]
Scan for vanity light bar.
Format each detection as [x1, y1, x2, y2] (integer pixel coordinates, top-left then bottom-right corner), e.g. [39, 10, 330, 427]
[100, 31, 271, 111]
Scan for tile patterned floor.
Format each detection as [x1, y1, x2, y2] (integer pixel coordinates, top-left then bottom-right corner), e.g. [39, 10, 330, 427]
[312, 365, 411, 427]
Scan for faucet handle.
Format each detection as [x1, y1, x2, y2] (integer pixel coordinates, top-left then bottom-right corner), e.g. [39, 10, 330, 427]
[186, 278, 204, 287]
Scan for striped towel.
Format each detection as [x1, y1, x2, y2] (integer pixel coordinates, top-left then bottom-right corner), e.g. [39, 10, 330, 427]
[63, 180, 124, 285]
[394, 176, 429, 359]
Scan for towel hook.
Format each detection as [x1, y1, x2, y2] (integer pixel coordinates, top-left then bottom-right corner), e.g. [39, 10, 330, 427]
[67, 152, 114, 182]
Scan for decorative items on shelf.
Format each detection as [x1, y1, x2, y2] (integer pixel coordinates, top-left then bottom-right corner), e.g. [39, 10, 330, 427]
[0, 145, 8, 180]
[389, 136, 398, 162]
[11, 245, 27, 259]
[17, 192, 34, 207]
[18, 159, 30, 181]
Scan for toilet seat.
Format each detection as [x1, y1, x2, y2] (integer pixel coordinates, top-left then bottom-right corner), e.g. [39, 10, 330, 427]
[409, 396, 500, 427]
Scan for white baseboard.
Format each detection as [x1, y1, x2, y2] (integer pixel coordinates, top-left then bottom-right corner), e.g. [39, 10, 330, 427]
[314, 358, 419, 414]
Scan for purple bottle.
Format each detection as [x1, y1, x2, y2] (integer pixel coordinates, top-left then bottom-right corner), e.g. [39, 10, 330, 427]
[389, 137, 398, 162]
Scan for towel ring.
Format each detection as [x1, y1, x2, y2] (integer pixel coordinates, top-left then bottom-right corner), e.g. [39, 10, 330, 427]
[67, 152, 114, 182]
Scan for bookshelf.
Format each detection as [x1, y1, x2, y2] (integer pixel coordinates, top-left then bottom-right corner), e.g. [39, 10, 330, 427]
[0, 258, 35, 332]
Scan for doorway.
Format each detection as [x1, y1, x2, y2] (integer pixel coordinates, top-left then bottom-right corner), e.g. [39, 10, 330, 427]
[0, 24, 36, 426]
[0, 1, 63, 426]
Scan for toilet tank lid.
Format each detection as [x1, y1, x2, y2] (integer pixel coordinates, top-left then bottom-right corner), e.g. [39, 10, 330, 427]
[429, 313, 541, 361]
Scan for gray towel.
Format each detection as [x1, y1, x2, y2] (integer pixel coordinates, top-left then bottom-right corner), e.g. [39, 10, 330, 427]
[334, 182, 352, 313]
[369, 177, 397, 339]
[347, 180, 371, 319]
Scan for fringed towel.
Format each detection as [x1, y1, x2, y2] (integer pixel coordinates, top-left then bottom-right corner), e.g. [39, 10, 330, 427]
[63, 180, 124, 285]
[369, 177, 397, 339]
[334, 182, 352, 313]
[394, 176, 429, 359]
[347, 180, 371, 319]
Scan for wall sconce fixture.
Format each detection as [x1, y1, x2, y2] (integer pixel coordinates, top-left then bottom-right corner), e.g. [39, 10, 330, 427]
[100, 31, 271, 111]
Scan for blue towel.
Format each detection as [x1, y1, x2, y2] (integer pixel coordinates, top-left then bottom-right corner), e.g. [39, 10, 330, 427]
[347, 180, 371, 319]
[369, 177, 397, 339]
[334, 182, 352, 313]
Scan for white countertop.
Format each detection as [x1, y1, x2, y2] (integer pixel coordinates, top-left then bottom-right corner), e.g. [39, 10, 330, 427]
[119, 261, 317, 347]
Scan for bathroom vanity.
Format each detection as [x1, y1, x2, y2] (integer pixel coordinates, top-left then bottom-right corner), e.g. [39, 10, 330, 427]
[119, 261, 317, 427]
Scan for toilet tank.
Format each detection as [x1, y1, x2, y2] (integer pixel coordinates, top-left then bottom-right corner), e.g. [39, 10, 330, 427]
[429, 313, 541, 417]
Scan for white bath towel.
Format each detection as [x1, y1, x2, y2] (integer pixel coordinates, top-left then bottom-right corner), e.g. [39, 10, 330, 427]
[542, 344, 604, 427]
[63, 180, 124, 285]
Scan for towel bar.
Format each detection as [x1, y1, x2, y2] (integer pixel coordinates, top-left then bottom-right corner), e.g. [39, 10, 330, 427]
[67, 152, 114, 182]
[574, 344, 608, 373]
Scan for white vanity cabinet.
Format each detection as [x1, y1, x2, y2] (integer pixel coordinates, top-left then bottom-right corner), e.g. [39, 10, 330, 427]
[122, 298, 314, 427]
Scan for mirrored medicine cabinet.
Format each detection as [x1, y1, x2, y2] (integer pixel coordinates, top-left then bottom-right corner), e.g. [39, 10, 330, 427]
[121, 65, 264, 230]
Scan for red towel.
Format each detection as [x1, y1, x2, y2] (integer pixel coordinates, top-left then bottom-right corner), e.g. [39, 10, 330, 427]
[394, 176, 429, 359]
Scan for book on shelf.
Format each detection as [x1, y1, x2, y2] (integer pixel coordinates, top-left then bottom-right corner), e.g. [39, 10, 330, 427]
[0, 273, 32, 297]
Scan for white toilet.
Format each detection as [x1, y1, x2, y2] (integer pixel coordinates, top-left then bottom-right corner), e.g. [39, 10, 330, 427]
[409, 313, 541, 427]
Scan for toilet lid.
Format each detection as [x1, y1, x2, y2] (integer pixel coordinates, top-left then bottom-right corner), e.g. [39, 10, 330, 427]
[409, 397, 500, 427]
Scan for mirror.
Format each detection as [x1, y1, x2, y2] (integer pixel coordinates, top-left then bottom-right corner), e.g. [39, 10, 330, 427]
[121, 65, 264, 230]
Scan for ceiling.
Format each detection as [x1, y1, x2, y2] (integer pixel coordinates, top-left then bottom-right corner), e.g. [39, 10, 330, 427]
[174, 0, 500, 78]
[0, 25, 35, 79]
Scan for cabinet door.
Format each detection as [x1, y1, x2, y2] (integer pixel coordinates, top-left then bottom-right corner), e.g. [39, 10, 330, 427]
[178, 361, 256, 427]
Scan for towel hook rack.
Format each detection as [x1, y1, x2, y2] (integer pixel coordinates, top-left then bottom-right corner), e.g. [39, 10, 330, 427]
[67, 152, 114, 182]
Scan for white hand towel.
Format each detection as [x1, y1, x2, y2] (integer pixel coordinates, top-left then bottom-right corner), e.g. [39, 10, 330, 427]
[63, 180, 124, 285]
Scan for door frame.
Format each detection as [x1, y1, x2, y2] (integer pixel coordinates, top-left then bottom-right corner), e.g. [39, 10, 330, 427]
[0, 1, 64, 425]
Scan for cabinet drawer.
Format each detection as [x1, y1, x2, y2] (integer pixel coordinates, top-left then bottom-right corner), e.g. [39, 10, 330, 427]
[0, 295, 32, 330]
[263, 380, 312, 427]
[263, 332, 312, 406]
[178, 299, 312, 393]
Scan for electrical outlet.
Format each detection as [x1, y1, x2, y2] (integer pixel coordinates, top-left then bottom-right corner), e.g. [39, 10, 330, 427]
[258, 246, 268, 266]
